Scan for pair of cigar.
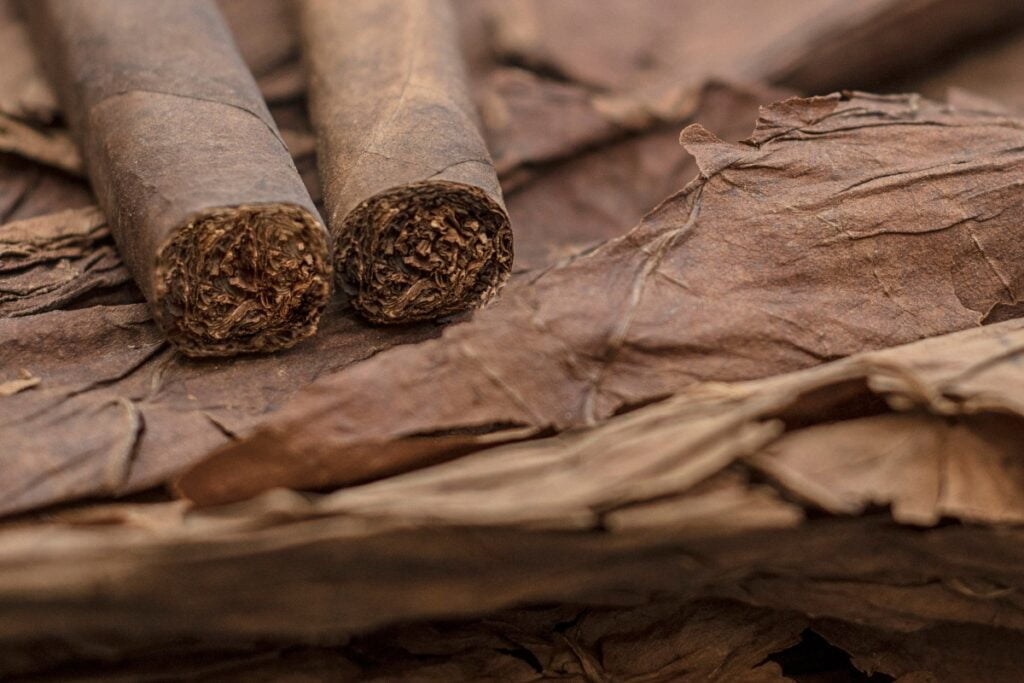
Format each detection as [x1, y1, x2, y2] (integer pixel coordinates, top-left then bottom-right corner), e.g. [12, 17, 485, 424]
[22, 0, 512, 356]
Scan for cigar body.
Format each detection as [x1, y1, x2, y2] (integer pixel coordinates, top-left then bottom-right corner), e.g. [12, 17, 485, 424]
[22, 0, 332, 356]
[300, 0, 513, 323]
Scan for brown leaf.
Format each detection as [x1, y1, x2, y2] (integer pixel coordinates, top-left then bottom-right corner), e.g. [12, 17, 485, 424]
[751, 412, 1024, 525]
[0, 599, 805, 680]
[0, 163, 135, 310]
[0, 300, 439, 516]
[178, 92, 1024, 505]
[217, 0, 307, 106]
[0, 0, 57, 122]
[216, 0, 297, 80]
[498, 79, 789, 270]
[485, 0, 816, 90]
[903, 29, 1024, 115]
[0, 113, 81, 175]
[0, 206, 132, 316]
[0, 156, 93, 223]
[14, 319, 1024, 641]
[815, 619, 1024, 683]
[486, 0, 1024, 94]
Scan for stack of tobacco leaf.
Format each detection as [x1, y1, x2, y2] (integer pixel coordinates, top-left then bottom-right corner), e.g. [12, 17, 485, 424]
[6, 0, 1024, 679]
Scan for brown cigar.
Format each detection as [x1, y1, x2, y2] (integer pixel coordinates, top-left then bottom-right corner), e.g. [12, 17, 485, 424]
[298, 0, 513, 324]
[21, 0, 332, 356]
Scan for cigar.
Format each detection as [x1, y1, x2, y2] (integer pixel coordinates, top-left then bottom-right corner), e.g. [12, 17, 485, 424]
[299, 0, 513, 324]
[21, 0, 332, 356]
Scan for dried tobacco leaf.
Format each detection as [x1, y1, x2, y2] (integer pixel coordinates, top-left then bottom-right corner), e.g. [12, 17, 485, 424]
[490, 78, 791, 269]
[816, 619, 1024, 683]
[904, 28, 1024, 115]
[0, 0, 55, 122]
[480, 67, 636, 178]
[0, 156, 92, 224]
[0, 599, 806, 680]
[486, 0, 817, 90]
[486, 0, 1024, 94]
[178, 91, 1024, 505]
[21, 0, 332, 356]
[336, 600, 804, 682]
[0, 300, 439, 517]
[216, 0, 297, 82]
[216, 0, 305, 105]
[13, 318, 1024, 641]
[751, 412, 1024, 526]
[0, 160, 115, 314]
[0, 114, 80, 175]
[222, 316, 1024, 534]
[480, 70, 791, 182]
[0, 206, 130, 317]
[299, 0, 513, 323]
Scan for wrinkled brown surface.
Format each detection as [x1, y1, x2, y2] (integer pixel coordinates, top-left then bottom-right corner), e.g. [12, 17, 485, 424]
[486, 77, 792, 270]
[0, 299, 439, 517]
[817, 619, 1024, 683]
[21, 0, 331, 356]
[300, 0, 512, 323]
[0, 599, 806, 680]
[0, 156, 92, 223]
[180, 92, 1024, 504]
[12, 318, 1024, 645]
[0, 207, 129, 317]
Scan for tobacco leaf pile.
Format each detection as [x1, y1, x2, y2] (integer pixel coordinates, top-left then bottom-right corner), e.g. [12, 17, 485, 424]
[5, 0, 1024, 678]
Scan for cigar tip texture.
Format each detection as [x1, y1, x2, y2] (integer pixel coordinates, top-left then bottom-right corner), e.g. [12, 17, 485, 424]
[336, 181, 513, 324]
[155, 204, 332, 357]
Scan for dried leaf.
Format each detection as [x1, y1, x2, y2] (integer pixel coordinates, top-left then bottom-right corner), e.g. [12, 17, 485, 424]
[487, 0, 1024, 94]
[12, 319, 1024, 640]
[486, 0, 817, 90]
[751, 412, 1024, 525]
[0, 599, 806, 680]
[0, 302, 438, 516]
[216, 0, 297, 80]
[0, 205, 104, 266]
[0, 156, 93, 223]
[178, 92, 1024, 505]
[498, 79, 789, 269]
[0, 206, 131, 316]
[904, 29, 1024, 114]
[0, 113, 81, 175]
[0, 0, 57, 122]
[816, 620, 1024, 683]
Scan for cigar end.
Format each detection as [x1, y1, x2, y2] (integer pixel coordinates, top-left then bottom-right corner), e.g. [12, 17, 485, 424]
[336, 181, 513, 324]
[155, 204, 332, 357]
